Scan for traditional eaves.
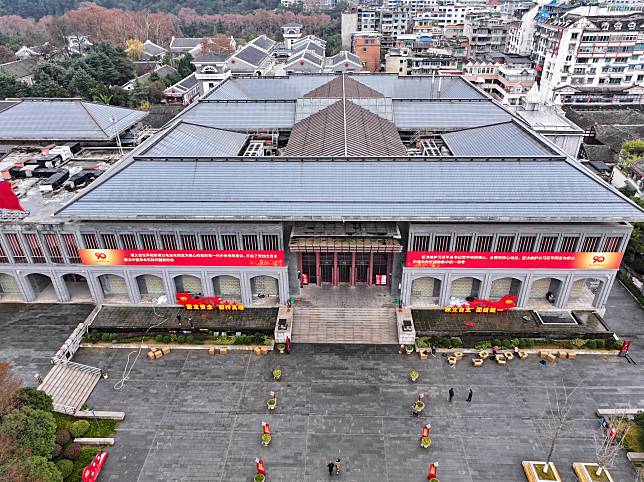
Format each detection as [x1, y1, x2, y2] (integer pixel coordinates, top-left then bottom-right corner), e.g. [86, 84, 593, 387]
[303, 75, 384, 99]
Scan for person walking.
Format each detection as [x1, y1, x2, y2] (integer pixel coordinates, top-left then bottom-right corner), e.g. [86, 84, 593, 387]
[466, 389, 473, 402]
[188, 316, 193, 329]
[448, 387, 454, 402]
[335, 458, 342, 475]
[176, 313, 182, 326]
[430, 345, 436, 357]
[327, 461, 335, 476]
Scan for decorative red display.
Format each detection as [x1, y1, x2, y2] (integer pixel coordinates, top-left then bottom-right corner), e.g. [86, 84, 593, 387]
[82, 451, 109, 482]
[444, 295, 518, 313]
[406, 251, 623, 270]
[176, 292, 244, 311]
[80, 249, 285, 267]
[0, 182, 23, 211]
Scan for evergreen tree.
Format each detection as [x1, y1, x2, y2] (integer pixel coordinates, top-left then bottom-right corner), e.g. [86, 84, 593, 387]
[177, 53, 195, 79]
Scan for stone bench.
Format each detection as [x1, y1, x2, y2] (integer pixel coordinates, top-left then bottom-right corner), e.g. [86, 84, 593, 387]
[74, 437, 114, 445]
[627, 452, 644, 462]
[597, 408, 643, 418]
[74, 410, 125, 420]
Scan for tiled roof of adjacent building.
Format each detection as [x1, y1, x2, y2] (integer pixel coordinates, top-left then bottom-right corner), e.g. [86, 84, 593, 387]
[164, 73, 199, 94]
[169, 37, 202, 51]
[230, 45, 271, 69]
[0, 98, 147, 141]
[283, 100, 406, 157]
[250, 35, 277, 52]
[0, 58, 37, 79]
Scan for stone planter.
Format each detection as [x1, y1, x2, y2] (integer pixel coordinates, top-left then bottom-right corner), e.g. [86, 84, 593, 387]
[409, 370, 419, 383]
[522, 461, 562, 482]
[254, 474, 266, 482]
[572, 463, 614, 482]
[267, 399, 276, 411]
[261, 434, 271, 447]
[412, 400, 425, 416]
[420, 436, 432, 449]
[277, 343, 285, 354]
[272, 369, 281, 381]
[405, 345, 414, 355]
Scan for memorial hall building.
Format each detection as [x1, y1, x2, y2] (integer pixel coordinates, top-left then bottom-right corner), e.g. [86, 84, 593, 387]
[0, 74, 642, 314]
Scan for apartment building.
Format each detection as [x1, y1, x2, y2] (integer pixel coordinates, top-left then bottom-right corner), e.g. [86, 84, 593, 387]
[463, 11, 511, 56]
[532, 6, 644, 104]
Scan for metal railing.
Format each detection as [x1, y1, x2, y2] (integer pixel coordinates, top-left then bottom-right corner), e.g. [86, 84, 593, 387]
[51, 305, 101, 364]
[55, 359, 102, 376]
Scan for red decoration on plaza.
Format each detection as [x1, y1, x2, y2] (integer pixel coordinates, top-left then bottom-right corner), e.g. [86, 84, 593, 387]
[80, 249, 285, 267]
[176, 292, 245, 311]
[444, 295, 518, 314]
[256, 459, 266, 476]
[262, 422, 271, 435]
[428, 462, 438, 480]
[0, 182, 23, 211]
[81, 451, 109, 482]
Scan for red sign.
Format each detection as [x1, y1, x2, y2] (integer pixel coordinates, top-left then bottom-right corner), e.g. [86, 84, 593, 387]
[80, 249, 285, 267]
[619, 339, 631, 356]
[444, 295, 518, 314]
[406, 251, 623, 270]
[176, 292, 244, 311]
[375, 274, 387, 285]
[301, 273, 309, 285]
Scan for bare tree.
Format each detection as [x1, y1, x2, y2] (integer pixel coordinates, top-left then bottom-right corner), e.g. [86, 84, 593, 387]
[540, 378, 585, 474]
[594, 415, 629, 477]
[0, 361, 21, 416]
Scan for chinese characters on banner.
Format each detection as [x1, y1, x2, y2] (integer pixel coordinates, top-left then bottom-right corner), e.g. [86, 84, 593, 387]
[176, 292, 244, 311]
[406, 251, 623, 270]
[80, 249, 285, 267]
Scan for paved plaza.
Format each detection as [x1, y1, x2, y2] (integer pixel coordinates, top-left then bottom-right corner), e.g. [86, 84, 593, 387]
[0, 284, 642, 481]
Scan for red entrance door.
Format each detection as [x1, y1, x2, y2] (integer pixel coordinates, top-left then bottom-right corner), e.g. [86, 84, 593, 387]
[337, 252, 351, 284]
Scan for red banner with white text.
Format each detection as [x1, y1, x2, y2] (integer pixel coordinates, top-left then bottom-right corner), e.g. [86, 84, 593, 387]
[406, 251, 623, 270]
[80, 249, 285, 267]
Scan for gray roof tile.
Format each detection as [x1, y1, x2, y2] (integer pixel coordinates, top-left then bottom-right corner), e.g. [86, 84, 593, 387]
[442, 121, 557, 156]
[140, 122, 248, 157]
[180, 101, 296, 129]
[393, 100, 511, 129]
[57, 158, 644, 222]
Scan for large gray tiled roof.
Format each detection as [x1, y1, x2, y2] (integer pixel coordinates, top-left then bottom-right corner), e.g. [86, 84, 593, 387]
[57, 157, 644, 222]
[0, 99, 147, 141]
[0, 58, 37, 79]
[180, 101, 296, 129]
[442, 121, 557, 156]
[393, 100, 512, 129]
[250, 35, 277, 51]
[140, 121, 248, 157]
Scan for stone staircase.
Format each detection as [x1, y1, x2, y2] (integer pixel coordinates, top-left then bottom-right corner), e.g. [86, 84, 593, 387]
[38, 361, 102, 414]
[292, 307, 398, 344]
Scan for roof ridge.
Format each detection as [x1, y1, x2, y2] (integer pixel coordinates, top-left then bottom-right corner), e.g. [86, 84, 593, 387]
[77, 100, 111, 137]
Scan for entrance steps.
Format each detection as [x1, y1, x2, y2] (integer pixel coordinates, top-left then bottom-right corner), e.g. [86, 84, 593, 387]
[292, 307, 398, 344]
[38, 362, 102, 414]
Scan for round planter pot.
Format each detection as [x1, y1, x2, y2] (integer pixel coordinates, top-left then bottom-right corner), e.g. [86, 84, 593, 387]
[405, 346, 414, 355]
[267, 400, 276, 410]
[277, 344, 285, 353]
[254, 474, 266, 482]
[420, 437, 432, 449]
[261, 436, 271, 446]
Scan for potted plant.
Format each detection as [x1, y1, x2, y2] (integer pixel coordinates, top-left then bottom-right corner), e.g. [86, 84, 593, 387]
[409, 370, 419, 383]
[429, 479, 439, 482]
[261, 433, 271, 446]
[276, 343, 286, 354]
[254, 474, 266, 482]
[420, 436, 432, 449]
[412, 400, 425, 415]
[405, 344, 415, 355]
[267, 398, 277, 410]
[272, 368, 282, 381]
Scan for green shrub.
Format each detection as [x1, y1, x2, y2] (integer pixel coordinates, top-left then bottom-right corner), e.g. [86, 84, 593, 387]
[571, 338, 586, 349]
[416, 339, 428, 349]
[162, 336, 171, 343]
[492, 339, 502, 347]
[101, 333, 113, 342]
[595, 339, 605, 349]
[634, 413, 644, 430]
[0, 407, 56, 458]
[69, 420, 90, 438]
[52, 443, 62, 458]
[155, 335, 164, 342]
[170, 334, 177, 342]
[525, 338, 535, 348]
[510, 338, 520, 347]
[611, 338, 623, 350]
[450, 337, 463, 348]
[55, 429, 70, 445]
[56, 459, 74, 478]
[63, 442, 81, 460]
[474, 341, 492, 350]
[176, 335, 186, 344]
[518, 339, 526, 348]
[441, 337, 453, 348]
[18, 387, 53, 412]
[185, 335, 195, 344]
[585, 339, 597, 349]
[501, 339, 512, 349]
[25, 455, 62, 482]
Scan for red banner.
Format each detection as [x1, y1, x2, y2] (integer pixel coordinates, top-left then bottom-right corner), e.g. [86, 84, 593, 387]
[406, 251, 623, 270]
[80, 249, 285, 267]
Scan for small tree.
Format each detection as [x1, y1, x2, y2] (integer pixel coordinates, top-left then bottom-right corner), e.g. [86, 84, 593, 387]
[125, 38, 144, 60]
[541, 378, 585, 473]
[176, 53, 195, 78]
[201, 35, 235, 55]
[0, 407, 57, 458]
[593, 416, 629, 477]
[0, 361, 21, 416]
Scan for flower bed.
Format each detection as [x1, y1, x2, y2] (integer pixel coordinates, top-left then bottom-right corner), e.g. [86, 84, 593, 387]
[85, 332, 273, 347]
[522, 461, 561, 482]
[572, 463, 614, 482]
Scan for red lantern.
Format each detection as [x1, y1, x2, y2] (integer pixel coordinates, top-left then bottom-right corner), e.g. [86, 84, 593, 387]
[256, 459, 266, 475]
[344, 62, 349, 67]
[262, 422, 271, 435]
[300, 60, 305, 65]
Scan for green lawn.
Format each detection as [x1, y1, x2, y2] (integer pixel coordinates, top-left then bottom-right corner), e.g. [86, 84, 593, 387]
[53, 413, 118, 439]
[584, 465, 611, 482]
[624, 421, 644, 453]
[532, 463, 558, 481]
